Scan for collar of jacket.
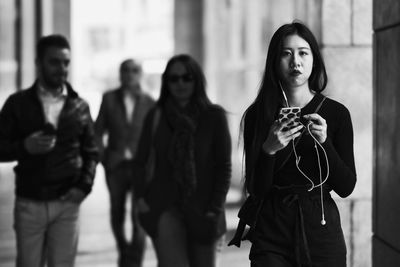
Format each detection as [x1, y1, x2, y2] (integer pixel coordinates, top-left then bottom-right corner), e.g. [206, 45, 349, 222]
[116, 86, 145, 99]
[27, 80, 79, 100]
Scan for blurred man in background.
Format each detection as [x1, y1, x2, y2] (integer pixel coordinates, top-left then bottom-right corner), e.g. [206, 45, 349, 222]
[0, 34, 99, 267]
[95, 59, 154, 267]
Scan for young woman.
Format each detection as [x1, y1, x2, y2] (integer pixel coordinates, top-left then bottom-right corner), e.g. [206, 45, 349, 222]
[234, 22, 356, 266]
[134, 54, 232, 267]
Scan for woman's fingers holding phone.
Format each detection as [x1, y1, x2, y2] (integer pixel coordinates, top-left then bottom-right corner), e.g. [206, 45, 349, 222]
[282, 124, 304, 140]
[271, 120, 287, 136]
[303, 113, 326, 126]
[262, 122, 303, 155]
[262, 121, 285, 155]
[303, 113, 327, 143]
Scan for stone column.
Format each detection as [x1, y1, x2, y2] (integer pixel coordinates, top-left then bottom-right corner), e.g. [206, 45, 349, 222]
[373, 0, 400, 265]
[18, 0, 38, 89]
[0, 0, 18, 105]
[174, 0, 204, 64]
[322, 1, 373, 266]
[52, 0, 71, 39]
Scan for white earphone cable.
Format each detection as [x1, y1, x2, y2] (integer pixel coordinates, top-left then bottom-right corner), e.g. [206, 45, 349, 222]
[291, 122, 329, 225]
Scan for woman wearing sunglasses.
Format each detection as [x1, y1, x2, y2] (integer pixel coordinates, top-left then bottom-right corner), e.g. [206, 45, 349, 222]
[133, 54, 232, 267]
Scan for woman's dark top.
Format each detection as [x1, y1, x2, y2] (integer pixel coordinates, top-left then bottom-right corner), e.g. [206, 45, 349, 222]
[244, 93, 356, 265]
[133, 104, 232, 244]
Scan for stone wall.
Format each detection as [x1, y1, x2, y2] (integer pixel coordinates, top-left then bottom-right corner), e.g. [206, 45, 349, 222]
[322, 0, 372, 265]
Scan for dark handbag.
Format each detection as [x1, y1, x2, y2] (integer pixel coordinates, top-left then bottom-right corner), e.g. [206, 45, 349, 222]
[228, 96, 326, 247]
[227, 194, 264, 247]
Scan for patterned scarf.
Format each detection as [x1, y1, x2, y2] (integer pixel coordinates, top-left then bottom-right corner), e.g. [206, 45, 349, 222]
[164, 98, 199, 199]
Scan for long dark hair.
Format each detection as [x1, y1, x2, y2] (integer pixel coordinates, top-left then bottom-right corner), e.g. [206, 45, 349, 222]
[242, 22, 328, 194]
[158, 54, 212, 110]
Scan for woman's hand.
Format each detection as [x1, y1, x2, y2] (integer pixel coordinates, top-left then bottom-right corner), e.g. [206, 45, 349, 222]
[302, 113, 327, 143]
[262, 121, 304, 155]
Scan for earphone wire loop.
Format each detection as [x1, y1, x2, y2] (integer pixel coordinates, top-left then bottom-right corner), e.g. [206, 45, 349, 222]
[292, 138, 315, 191]
[294, 122, 329, 226]
[291, 122, 329, 190]
[306, 123, 329, 188]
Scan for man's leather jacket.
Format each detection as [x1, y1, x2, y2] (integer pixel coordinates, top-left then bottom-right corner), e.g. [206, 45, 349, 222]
[0, 81, 99, 200]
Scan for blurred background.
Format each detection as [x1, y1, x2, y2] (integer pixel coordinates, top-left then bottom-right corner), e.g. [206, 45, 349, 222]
[0, 0, 398, 266]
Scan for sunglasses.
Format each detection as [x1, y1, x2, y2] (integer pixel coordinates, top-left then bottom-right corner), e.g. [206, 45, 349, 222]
[167, 74, 194, 83]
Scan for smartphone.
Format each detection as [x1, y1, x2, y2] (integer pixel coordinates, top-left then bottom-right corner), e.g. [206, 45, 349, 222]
[42, 123, 56, 136]
[278, 107, 301, 131]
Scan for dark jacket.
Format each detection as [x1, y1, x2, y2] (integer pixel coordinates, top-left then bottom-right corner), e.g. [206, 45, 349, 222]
[95, 88, 154, 171]
[243, 94, 356, 264]
[0, 81, 99, 200]
[134, 105, 232, 243]
[245, 93, 356, 198]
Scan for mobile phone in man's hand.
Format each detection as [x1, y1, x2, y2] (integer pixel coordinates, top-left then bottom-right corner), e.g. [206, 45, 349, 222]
[42, 123, 56, 136]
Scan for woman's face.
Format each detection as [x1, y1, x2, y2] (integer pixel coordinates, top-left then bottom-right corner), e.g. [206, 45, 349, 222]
[166, 62, 195, 105]
[279, 34, 314, 89]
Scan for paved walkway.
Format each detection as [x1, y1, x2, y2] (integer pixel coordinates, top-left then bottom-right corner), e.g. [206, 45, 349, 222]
[0, 165, 251, 267]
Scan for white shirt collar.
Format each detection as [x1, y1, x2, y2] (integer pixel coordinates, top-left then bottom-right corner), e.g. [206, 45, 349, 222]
[38, 83, 67, 99]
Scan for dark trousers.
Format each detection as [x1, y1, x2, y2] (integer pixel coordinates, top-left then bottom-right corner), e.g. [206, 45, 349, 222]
[106, 161, 146, 267]
[250, 251, 346, 267]
[251, 251, 296, 267]
[152, 207, 223, 267]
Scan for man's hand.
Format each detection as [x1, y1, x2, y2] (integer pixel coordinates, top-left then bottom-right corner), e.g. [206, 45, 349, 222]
[24, 131, 56, 154]
[60, 188, 86, 204]
[205, 210, 218, 220]
[137, 198, 150, 213]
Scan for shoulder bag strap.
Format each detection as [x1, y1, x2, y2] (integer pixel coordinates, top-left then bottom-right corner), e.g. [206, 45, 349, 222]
[145, 108, 161, 185]
[151, 108, 161, 138]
